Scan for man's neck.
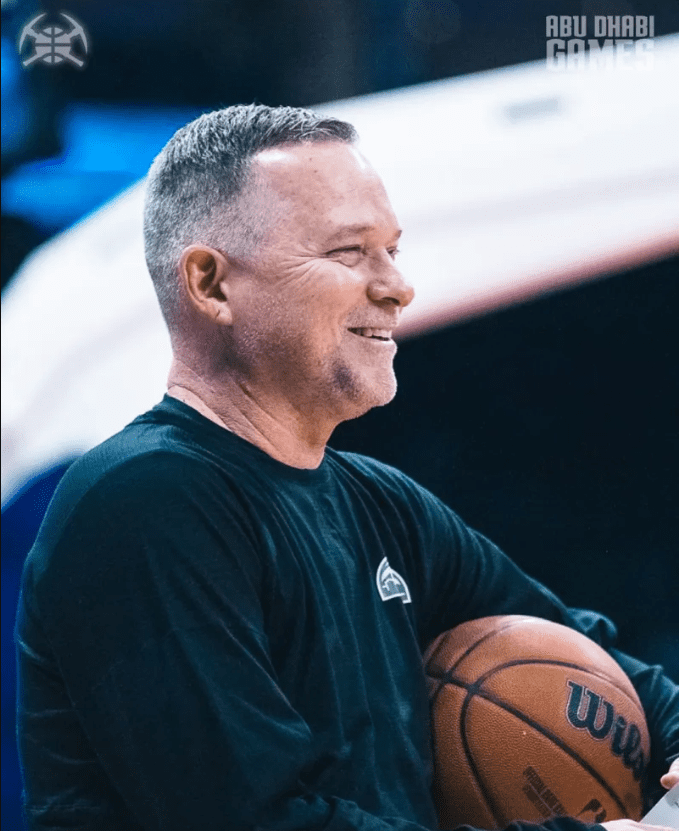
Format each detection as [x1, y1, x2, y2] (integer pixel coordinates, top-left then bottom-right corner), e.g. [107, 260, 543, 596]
[166, 361, 331, 469]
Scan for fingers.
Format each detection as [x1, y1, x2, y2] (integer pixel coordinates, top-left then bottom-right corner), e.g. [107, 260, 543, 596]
[660, 757, 679, 789]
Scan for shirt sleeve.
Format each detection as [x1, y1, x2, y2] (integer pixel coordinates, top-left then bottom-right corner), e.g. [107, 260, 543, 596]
[608, 649, 679, 808]
[403, 479, 679, 811]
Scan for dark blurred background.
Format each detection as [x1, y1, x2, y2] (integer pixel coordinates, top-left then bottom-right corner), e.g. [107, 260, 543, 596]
[2, 1, 678, 827]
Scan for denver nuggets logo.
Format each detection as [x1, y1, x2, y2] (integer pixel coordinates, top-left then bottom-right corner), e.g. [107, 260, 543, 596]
[376, 557, 411, 604]
[18, 12, 89, 69]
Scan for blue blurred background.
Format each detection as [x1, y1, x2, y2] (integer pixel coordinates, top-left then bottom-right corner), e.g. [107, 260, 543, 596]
[2, 0, 678, 827]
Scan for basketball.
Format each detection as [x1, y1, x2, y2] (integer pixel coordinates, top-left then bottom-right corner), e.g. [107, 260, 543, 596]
[424, 615, 650, 829]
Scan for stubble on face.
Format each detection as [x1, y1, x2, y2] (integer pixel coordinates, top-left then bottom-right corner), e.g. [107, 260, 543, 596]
[224, 142, 405, 425]
[332, 359, 396, 413]
[232, 289, 397, 423]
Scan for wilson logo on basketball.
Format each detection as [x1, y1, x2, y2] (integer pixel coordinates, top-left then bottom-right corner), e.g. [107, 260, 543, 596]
[566, 681, 646, 780]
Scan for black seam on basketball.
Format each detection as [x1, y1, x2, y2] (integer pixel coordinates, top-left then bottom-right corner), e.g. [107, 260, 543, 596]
[426, 617, 533, 680]
[446, 658, 646, 740]
[426, 633, 452, 669]
[428, 633, 531, 828]
[436, 658, 590, 693]
[472, 658, 642, 700]
[456, 668, 628, 817]
[437, 657, 640, 707]
[428, 676, 448, 784]
[459, 678, 509, 828]
[429, 675, 446, 711]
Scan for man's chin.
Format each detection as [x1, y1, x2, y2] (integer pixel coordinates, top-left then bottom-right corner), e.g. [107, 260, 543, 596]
[370, 377, 398, 408]
[345, 377, 397, 419]
[328, 362, 397, 417]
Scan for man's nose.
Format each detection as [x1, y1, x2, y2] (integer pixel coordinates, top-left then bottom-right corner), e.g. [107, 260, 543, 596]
[367, 261, 415, 308]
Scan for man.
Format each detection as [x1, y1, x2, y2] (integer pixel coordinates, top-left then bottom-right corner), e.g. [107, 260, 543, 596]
[16, 104, 678, 830]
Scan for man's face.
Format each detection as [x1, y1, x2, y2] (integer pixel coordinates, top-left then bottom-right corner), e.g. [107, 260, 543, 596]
[224, 141, 414, 426]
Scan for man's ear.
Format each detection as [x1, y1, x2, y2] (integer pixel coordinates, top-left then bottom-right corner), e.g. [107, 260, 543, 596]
[179, 245, 233, 326]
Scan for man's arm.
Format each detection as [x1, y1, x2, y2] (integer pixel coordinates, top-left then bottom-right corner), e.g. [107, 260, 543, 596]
[610, 650, 679, 805]
[399, 478, 679, 808]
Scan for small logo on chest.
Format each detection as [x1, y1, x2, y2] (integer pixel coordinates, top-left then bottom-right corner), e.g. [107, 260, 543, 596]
[376, 557, 411, 604]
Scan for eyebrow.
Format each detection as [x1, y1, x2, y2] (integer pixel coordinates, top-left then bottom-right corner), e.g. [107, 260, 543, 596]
[323, 224, 403, 245]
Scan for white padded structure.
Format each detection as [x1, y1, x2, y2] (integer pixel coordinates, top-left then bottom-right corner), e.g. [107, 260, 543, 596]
[3, 35, 678, 505]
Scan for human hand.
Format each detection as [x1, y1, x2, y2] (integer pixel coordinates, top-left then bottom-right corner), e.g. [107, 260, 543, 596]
[600, 822, 673, 831]
[660, 757, 679, 789]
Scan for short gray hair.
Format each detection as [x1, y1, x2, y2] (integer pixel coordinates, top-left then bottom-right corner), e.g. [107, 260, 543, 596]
[143, 104, 358, 329]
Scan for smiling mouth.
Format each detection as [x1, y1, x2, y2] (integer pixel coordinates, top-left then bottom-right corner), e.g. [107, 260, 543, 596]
[348, 327, 393, 341]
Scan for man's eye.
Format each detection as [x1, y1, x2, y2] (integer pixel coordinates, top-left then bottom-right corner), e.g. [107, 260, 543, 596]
[329, 246, 362, 255]
[327, 246, 399, 263]
[328, 247, 364, 264]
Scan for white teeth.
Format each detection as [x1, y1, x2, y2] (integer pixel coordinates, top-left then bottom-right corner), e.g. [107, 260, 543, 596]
[351, 328, 392, 339]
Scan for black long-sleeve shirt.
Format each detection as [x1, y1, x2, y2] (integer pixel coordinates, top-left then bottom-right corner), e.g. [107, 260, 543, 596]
[15, 396, 679, 830]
